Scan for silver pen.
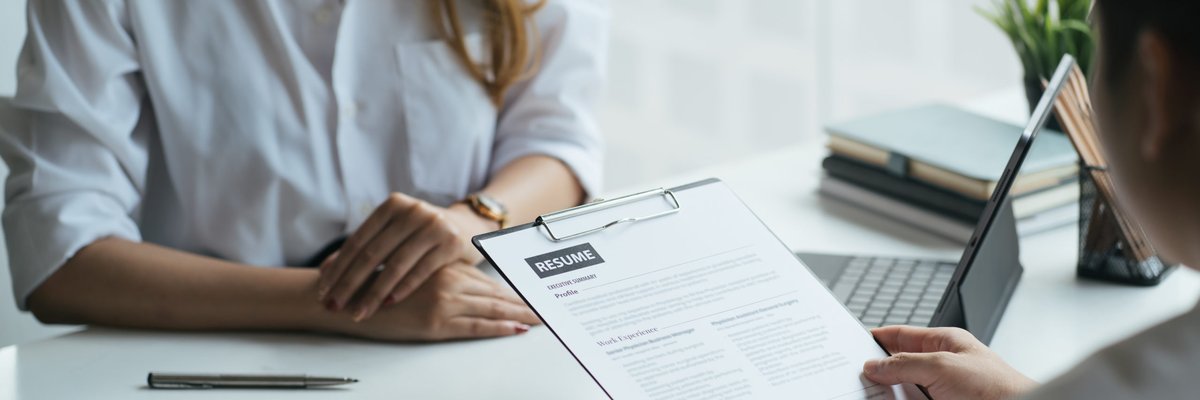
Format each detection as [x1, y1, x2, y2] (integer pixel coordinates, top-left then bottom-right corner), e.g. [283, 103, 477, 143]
[147, 373, 358, 389]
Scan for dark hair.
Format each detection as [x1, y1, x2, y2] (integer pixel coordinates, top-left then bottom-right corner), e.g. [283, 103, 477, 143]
[1094, 0, 1200, 84]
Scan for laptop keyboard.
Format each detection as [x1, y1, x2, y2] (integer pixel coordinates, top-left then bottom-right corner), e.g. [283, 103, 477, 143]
[827, 256, 956, 328]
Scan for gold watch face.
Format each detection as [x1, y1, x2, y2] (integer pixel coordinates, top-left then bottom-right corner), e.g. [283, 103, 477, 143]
[475, 194, 507, 217]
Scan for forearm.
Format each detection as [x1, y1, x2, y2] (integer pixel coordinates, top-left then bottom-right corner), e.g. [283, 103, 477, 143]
[480, 155, 587, 225]
[28, 237, 328, 332]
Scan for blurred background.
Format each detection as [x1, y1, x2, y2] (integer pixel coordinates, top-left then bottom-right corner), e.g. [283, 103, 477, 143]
[0, 0, 1021, 346]
[600, 0, 1020, 186]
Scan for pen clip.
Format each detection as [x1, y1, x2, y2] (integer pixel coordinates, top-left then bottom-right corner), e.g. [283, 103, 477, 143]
[149, 382, 214, 389]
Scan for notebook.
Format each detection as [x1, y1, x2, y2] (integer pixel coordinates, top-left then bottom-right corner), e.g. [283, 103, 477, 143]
[825, 104, 1078, 200]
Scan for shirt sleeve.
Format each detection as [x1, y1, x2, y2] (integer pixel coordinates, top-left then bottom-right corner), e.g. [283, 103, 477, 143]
[1, 0, 146, 310]
[1020, 301, 1200, 399]
[490, 0, 609, 199]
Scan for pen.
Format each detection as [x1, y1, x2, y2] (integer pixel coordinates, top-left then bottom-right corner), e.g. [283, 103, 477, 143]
[147, 373, 358, 389]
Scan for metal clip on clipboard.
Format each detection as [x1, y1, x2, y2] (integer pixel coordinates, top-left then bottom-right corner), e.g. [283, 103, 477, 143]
[535, 188, 682, 242]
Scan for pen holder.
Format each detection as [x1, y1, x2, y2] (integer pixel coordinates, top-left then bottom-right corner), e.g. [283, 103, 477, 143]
[1075, 165, 1174, 285]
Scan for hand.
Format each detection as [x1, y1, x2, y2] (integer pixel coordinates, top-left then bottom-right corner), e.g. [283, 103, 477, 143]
[863, 326, 1036, 400]
[322, 264, 541, 341]
[317, 193, 497, 321]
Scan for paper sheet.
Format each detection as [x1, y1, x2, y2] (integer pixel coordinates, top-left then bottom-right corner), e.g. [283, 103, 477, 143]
[476, 180, 926, 399]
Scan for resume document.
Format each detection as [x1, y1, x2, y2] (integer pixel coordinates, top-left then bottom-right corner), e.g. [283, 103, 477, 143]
[476, 180, 926, 399]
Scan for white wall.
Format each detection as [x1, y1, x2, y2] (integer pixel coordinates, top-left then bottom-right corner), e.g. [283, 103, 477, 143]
[0, 0, 20, 95]
[599, 0, 1022, 187]
[0, 0, 1024, 347]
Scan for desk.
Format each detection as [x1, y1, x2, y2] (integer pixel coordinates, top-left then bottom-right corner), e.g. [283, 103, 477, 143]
[3, 95, 1199, 399]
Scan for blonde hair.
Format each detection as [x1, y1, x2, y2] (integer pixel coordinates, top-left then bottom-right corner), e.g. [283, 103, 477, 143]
[433, 0, 547, 107]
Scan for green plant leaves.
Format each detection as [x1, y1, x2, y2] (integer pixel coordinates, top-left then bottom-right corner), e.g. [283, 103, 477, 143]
[979, 0, 1093, 80]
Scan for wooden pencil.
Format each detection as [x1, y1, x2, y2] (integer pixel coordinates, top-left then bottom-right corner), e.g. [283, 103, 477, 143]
[1049, 65, 1155, 262]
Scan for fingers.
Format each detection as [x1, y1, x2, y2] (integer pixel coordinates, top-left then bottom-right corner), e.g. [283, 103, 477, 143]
[321, 197, 431, 310]
[354, 215, 474, 319]
[458, 294, 541, 325]
[350, 227, 450, 321]
[865, 326, 984, 389]
[453, 266, 526, 306]
[488, 283, 526, 307]
[871, 326, 981, 354]
[319, 195, 410, 294]
[386, 223, 462, 304]
[441, 317, 531, 340]
[863, 351, 954, 387]
[346, 250, 413, 322]
[317, 251, 341, 293]
[447, 267, 524, 305]
[317, 199, 401, 302]
[447, 271, 542, 330]
[318, 250, 340, 272]
[324, 223, 408, 311]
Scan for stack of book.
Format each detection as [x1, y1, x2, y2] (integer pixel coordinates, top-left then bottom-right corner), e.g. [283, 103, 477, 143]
[819, 104, 1080, 243]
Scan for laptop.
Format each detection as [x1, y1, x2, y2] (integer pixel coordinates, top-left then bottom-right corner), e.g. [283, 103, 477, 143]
[798, 58, 1073, 345]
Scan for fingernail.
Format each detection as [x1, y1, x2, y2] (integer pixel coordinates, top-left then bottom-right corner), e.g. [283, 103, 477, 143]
[324, 299, 340, 312]
[317, 286, 329, 298]
[513, 323, 531, 334]
[353, 307, 369, 322]
[863, 359, 881, 375]
[382, 294, 398, 306]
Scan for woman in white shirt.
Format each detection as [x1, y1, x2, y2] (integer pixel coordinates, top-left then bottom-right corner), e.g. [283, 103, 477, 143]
[860, 1, 1200, 398]
[1, 0, 606, 341]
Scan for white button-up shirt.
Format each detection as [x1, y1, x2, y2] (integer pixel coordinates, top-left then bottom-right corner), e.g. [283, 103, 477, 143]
[1, 0, 607, 309]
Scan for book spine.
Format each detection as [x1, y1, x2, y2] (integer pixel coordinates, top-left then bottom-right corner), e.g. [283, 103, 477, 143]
[818, 177, 974, 243]
[822, 156, 984, 221]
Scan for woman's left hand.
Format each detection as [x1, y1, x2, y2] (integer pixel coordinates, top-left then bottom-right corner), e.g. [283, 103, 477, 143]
[317, 192, 499, 321]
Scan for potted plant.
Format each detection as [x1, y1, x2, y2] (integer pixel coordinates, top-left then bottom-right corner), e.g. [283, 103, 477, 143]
[978, 0, 1094, 131]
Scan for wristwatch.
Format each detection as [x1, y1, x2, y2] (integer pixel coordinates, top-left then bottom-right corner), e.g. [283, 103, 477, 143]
[464, 193, 508, 229]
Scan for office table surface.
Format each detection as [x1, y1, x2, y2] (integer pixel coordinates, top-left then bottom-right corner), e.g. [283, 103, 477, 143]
[3, 138, 1199, 400]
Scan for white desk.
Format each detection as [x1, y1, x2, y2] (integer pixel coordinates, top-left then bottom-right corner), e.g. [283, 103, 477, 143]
[4, 98, 1199, 399]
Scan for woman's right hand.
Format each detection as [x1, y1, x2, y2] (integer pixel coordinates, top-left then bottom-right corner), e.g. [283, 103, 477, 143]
[863, 326, 1036, 400]
[317, 192, 486, 323]
[320, 264, 541, 341]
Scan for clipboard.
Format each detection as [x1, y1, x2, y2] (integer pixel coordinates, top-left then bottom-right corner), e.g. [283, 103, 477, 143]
[473, 178, 928, 400]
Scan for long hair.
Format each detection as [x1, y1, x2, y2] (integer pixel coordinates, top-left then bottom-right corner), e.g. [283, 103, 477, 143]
[432, 0, 547, 107]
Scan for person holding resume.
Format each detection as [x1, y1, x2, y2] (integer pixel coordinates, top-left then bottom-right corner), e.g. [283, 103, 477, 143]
[0, 0, 606, 341]
[860, 1, 1200, 398]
